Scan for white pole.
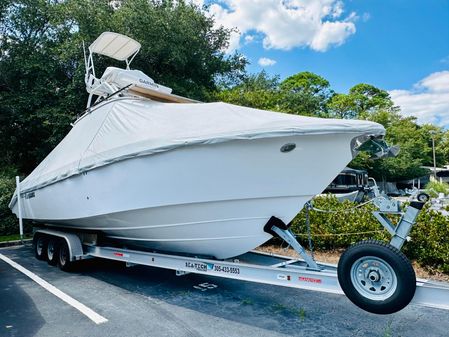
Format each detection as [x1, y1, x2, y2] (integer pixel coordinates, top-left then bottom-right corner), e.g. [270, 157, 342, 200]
[15, 176, 23, 242]
[432, 136, 437, 179]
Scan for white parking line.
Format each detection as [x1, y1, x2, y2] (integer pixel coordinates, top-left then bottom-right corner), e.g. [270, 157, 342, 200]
[0, 253, 108, 324]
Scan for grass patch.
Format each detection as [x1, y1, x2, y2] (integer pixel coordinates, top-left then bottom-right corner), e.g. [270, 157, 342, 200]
[0, 234, 31, 242]
[271, 303, 306, 321]
[241, 298, 253, 305]
[271, 303, 288, 313]
[382, 320, 393, 337]
[296, 307, 306, 321]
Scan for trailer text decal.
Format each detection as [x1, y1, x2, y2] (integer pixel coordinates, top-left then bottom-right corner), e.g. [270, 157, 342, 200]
[185, 262, 207, 272]
[299, 276, 322, 284]
[185, 262, 240, 274]
[213, 265, 240, 275]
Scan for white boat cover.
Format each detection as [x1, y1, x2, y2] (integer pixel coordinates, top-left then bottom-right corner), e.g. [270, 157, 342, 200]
[15, 98, 384, 195]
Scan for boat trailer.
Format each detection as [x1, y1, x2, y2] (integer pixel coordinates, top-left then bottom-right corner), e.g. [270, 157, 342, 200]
[29, 191, 449, 315]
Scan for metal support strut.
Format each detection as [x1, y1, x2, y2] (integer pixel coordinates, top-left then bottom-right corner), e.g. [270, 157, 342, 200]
[368, 178, 425, 250]
[271, 226, 320, 270]
[264, 216, 320, 270]
[372, 199, 425, 250]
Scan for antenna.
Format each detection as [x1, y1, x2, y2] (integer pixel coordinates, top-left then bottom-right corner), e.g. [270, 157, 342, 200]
[83, 41, 89, 86]
[82, 41, 87, 72]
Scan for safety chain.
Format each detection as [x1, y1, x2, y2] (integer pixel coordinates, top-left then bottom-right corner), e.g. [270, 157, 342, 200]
[291, 198, 383, 247]
[305, 202, 314, 259]
[280, 197, 383, 255]
[309, 198, 375, 214]
[294, 230, 384, 237]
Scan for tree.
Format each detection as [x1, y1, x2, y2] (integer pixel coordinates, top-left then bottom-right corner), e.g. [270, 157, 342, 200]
[216, 71, 281, 110]
[349, 83, 397, 118]
[327, 84, 398, 120]
[0, 0, 246, 174]
[110, 0, 247, 99]
[279, 72, 333, 116]
[217, 70, 334, 116]
[350, 113, 445, 182]
[337, 84, 445, 182]
[0, 0, 77, 173]
[327, 93, 357, 119]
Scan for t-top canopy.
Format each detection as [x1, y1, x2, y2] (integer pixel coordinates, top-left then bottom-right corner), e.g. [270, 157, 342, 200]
[89, 32, 141, 61]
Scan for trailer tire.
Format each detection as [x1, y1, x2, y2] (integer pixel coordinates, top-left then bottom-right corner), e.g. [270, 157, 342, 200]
[47, 238, 59, 266]
[58, 240, 73, 272]
[33, 235, 48, 261]
[417, 193, 430, 203]
[337, 240, 416, 314]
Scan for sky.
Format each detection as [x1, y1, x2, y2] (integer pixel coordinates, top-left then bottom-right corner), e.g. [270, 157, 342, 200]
[195, 0, 449, 127]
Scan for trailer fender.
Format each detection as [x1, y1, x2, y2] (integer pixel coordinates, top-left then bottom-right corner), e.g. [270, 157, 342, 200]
[34, 229, 84, 261]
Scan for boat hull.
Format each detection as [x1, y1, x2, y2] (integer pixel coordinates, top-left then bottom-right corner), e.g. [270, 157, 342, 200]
[14, 133, 358, 258]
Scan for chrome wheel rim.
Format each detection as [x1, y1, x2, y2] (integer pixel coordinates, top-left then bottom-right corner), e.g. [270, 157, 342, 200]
[47, 241, 55, 260]
[350, 256, 398, 301]
[60, 247, 67, 265]
[36, 238, 44, 256]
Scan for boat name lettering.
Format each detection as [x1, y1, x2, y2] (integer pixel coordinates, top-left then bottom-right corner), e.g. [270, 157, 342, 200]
[24, 192, 35, 199]
[139, 78, 153, 86]
[299, 276, 322, 284]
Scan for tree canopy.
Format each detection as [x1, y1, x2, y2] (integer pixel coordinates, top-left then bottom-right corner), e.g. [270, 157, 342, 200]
[0, 0, 447, 183]
[0, 0, 245, 172]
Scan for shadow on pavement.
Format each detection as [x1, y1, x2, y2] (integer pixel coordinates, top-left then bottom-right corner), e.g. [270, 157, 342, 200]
[0, 261, 46, 337]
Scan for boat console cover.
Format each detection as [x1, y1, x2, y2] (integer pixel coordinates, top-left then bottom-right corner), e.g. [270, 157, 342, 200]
[12, 98, 385, 199]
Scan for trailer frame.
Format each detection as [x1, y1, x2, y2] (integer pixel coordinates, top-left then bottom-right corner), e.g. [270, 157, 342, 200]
[32, 228, 449, 312]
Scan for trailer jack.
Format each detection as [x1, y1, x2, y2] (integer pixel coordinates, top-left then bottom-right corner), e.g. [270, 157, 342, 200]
[263, 187, 429, 314]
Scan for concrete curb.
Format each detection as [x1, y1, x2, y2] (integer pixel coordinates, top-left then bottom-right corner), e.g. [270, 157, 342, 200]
[0, 238, 32, 248]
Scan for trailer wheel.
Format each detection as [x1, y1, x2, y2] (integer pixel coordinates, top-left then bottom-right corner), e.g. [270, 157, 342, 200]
[58, 240, 73, 272]
[337, 240, 416, 314]
[417, 193, 430, 203]
[47, 238, 59, 266]
[33, 235, 48, 261]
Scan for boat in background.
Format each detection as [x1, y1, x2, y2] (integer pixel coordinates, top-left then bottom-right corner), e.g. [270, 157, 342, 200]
[10, 32, 387, 259]
[322, 167, 369, 203]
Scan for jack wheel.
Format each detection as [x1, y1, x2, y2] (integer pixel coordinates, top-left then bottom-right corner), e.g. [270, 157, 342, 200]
[337, 240, 416, 314]
[33, 235, 47, 261]
[417, 193, 430, 203]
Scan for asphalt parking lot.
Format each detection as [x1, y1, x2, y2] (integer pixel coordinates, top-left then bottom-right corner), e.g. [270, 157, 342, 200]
[1, 244, 448, 337]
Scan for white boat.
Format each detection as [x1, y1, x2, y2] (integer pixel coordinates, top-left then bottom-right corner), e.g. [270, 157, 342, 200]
[9, 32, 386, 259]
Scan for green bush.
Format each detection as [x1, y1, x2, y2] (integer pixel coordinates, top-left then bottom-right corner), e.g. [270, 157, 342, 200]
[291, 195, 449, 273]
[407, 205, 449, 273]
[0, 172, 19, 236]
[425, 180, 449, 197]
[291, 195, 389, 249]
